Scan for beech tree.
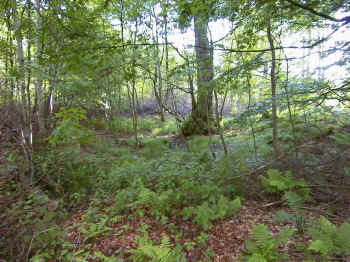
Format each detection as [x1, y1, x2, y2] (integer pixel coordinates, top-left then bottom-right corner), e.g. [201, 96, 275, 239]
[176, 0, 217, 135]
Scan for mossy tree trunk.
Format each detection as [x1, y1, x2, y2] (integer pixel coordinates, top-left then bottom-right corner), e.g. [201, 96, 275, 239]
[182, 14, 214, 136]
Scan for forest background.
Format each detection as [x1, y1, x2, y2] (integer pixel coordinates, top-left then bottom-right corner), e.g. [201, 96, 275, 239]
[0, 0, 350, 261]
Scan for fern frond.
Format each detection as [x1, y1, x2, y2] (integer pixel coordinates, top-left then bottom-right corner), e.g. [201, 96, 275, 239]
[275, 228, 296, 246]
[247, 253, 268, 262]
[308, 217, 350, 257]
[334, 222, 350, 254]
[282, 191, 303, 209]
[251, 225, 273, 247]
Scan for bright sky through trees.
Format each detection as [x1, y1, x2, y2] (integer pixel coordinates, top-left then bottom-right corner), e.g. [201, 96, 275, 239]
[169, 17, 349, 83]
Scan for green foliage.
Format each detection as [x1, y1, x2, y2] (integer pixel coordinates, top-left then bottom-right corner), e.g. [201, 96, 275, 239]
[93, 251, 124, 262]
[140, 138, 170, 159]
[308, 216, 350, 257]
[107, 117, 134, 134]
[260, 169, 311, 233]
[332, 130, 350, 146]
[221, 118, 241, 130]
[111, 189, 136, 214]
[48, 107, 92, 147]
[260, 169, 307, 195]
[135, 187, 174, 219]
[260, 169, 310, 208]
[40, 108, 109, 197]
[181, 115, 215, 136]
[2, 189, 73, 262]
[182, 196, 241, 230]
[106, 117, 161, 134]
[80, 211, 113, 242]
[130, 234, 185, 262]
[151, 119, 178, 136]
[272, 211, 294, 224]
[187, 135, 220, 153]
[37, 145, 102, 196]
[243, 224, 296, 262]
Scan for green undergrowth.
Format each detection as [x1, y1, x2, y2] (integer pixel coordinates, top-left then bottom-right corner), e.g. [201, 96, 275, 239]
[3, 108, 350, 262]
[88, 117, 178, 136]
[243, 224, 296, 261]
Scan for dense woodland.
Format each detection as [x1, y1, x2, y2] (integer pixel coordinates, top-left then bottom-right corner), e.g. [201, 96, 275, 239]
[1, 0, 350, 261]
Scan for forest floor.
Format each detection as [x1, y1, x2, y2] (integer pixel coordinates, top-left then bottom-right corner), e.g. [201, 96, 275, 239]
[64, 199, 310, 262]
[1, 114, 350, 262]
[59, 118, 350, 262]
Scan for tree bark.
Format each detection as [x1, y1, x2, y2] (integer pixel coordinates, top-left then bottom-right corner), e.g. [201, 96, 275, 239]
[194, 14, 213, 124]
[35, 0, 45, 134]
[13, 0, 34, 184]
[182, 14, 214, 136]
[267, 20, 279, 158]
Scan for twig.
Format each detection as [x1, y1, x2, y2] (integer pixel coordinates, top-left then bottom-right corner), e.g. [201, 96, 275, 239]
[262, 200, 285, 208]
[26, 228, 56, 262]
[299, 206, 343, 220]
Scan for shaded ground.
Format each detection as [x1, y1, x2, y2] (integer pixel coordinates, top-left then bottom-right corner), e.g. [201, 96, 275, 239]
[62, 124, 350, 261]
[65, 201, 313, 262]
[1, 109, 349, 261]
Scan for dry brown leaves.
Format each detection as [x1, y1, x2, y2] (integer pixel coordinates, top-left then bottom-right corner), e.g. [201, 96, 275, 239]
[63, 201, 312, 262]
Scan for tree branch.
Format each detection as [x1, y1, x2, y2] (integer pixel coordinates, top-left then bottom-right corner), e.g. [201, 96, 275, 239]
[284, 0, 350, 23]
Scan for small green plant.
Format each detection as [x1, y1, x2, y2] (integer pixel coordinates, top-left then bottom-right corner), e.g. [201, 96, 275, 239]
[80, 211, 113, 242]
[260, 169, 310, 208]
[151, 119, 178, 136]
[308, 216, 350, 259]
[184, 241, 196, 251]
[182, 196, 241, 230]
[242, 224, 296, 262]
[135, 187, 173, 219]
[272, 210, 294, 224]
[140, 138, 170, 159]
[130, 234, 185, 262]
[260, 169, 309, 198]
[197, 232, 209, 245]
[261, 169, 311, 233]
[93, 251, 123, 262]
[108, 189, 136, 215]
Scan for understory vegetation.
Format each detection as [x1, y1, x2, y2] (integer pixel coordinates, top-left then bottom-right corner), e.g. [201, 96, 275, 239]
[1, 0, 350, 261]
[2, 109, 350, 262]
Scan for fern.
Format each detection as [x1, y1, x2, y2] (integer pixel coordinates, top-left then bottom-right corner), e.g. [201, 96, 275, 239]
[135, 188, 173, 219]
[308, 216, 350, 257]
[130, 234, 185, 262]
[94, 251, 123, 262]
[247, 253, 268, 262]
[260, 169, 309, 197]
[181, 196, 241, 230]
[243, 224, 296, 262]
[260, 169, 310, 211]
[282, 191, 304, 209]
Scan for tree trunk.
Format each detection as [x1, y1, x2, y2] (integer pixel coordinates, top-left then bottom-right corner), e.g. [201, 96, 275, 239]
[130, 20, 139, 147]
[13, 0, 34, 184]
[267, 20, 279, 158]
[35, 0, 45, 134]
[13, 0, 26, 119]
[182, 14, 214, 136]
[194, 14, 213, 124]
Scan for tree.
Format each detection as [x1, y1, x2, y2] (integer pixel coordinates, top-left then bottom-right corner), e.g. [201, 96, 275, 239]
[176, 0, 217, 135]
[266, 18, 279, 158]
